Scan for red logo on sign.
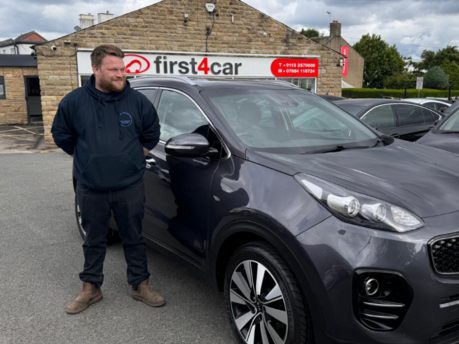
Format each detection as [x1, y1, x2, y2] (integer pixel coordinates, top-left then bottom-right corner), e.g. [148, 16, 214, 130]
[125, 54, 151, 74]
[341, 46, 349, 77]
[270, 59, 319, 78]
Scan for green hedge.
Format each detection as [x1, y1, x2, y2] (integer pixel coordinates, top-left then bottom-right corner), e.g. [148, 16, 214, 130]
[342, 88, 459, 99]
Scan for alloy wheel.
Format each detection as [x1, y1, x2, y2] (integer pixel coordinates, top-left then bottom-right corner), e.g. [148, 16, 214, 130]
[229, 260, 288, 344]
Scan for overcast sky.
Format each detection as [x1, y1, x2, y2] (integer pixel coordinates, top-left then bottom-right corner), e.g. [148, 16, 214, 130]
[0, 0, 458, 61]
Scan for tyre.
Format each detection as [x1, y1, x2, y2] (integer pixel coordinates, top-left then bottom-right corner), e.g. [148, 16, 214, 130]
[74, 194, 119, 244]
[224, 241, 312, 344]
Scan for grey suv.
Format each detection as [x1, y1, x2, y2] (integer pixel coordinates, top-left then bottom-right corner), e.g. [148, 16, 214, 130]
[74, 77, 459, 344]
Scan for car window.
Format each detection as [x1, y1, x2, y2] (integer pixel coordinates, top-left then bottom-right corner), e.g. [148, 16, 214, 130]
[136, 88, 157, 103]
[361, 105, 396, 129]
[394, 105, 424, 126]
[156, 90, 208, 142]
[202, 89, 378, 153]
[439, 108, 459, 131]
[423, 102, 436, 110]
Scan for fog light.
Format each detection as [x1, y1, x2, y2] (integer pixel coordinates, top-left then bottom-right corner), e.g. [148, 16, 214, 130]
[327, 195, 360, 217]
[364, 278, 379, 296]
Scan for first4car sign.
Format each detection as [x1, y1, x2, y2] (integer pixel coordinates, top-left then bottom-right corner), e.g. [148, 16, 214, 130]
[77, 51, 319, 79]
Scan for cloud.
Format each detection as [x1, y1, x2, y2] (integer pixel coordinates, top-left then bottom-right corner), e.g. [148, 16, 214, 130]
[0, 0, 457, 63]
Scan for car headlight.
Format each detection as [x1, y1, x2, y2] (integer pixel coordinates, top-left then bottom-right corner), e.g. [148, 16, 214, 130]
[295, 173, 424, 233]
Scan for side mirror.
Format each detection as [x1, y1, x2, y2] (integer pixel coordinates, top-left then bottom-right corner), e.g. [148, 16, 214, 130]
[165, 133, 217, 158]
[379, 134, 395, 145]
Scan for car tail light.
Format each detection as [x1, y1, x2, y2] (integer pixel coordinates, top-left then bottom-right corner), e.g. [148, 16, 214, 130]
[353, 270, 413, 331]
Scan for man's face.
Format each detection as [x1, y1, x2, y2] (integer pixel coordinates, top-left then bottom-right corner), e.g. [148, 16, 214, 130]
[93, 55, 126, 93]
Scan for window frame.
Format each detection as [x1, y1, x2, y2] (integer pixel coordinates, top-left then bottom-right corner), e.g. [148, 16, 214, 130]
[0, 76, 6, 99]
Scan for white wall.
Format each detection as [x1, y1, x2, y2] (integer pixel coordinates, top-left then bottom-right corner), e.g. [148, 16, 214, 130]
[1, 44, 36, 55]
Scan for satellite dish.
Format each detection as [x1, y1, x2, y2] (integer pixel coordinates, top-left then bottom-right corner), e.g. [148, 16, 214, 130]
[74, 26, 82, 32]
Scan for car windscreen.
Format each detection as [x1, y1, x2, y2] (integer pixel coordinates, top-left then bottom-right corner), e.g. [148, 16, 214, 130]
[438, 108, 459, 132]
[202, 88, 378, 154]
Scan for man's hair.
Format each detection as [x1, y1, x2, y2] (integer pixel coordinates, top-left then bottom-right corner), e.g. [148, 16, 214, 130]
[90, 45, 124, 68]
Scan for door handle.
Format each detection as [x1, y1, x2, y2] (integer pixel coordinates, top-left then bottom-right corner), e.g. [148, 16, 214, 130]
[146, 157, 156, 164]
[391, 133, 400, 138]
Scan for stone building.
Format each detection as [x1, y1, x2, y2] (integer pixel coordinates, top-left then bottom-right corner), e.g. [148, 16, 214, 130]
[0, 55, 42, 125]
[312, 21, 364, 88]
[34, 0, 345, 148]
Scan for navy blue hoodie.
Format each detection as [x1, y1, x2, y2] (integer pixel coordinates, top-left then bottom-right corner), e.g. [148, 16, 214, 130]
[51, 75, 160, 191]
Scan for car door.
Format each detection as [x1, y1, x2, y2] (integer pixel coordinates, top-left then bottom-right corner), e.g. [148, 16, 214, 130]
[360, 105, 398, 137]
[393, 104, 433, 141]
[142, 88, 224, 267]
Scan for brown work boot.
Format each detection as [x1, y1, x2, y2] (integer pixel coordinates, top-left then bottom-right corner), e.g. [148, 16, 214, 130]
[65, 282, 103, 314]
[132, 280, 166, 307]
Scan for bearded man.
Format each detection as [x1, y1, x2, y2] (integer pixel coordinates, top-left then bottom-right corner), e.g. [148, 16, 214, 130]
[51, 45, 164, 314]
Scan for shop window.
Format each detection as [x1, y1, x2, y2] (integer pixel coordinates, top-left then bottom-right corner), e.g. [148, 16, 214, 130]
[0, 76, 6, 99]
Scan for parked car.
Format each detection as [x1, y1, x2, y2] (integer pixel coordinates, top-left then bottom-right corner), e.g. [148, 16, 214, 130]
[75, 77, 459, 344]
[334, 99, 443, 141]
[417, 103, 459, 153]
[403, 98, 452, 113]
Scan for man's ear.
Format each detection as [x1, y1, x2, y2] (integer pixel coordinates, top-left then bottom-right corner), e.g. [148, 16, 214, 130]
[92, 65, 99, 76]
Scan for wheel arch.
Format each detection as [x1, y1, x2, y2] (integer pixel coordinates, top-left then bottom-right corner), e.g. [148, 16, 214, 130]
[209, 219, 331, 343]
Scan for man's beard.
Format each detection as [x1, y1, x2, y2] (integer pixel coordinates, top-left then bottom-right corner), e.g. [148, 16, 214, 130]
[99, 76, 126, 93]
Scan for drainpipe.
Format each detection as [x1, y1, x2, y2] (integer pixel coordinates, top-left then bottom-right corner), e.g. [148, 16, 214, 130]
[13, 40, 19, 54]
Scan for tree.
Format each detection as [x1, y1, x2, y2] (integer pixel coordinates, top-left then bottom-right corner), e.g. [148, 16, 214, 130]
[441, 61, 459, 89]
[411, 46, 459, 72]
[353, 34, 406, 88]
[423, 66, 449, 89]
[383, 73, 417, 89]
[300, 28, 323, 38]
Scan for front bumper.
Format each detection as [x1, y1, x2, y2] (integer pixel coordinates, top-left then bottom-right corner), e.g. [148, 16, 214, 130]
[296, 210, 459, 344]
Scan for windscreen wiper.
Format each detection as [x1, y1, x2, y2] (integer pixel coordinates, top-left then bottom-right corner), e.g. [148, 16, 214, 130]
[303, 145, 370, 154]
[439, 131, 459, 134]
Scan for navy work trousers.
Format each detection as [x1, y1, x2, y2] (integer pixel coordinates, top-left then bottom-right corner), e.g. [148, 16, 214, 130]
[76, 179, 150, 289]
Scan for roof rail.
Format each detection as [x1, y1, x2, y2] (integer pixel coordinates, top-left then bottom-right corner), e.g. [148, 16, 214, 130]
[198, 78, 301, 88]
[133, 75, 197, 85]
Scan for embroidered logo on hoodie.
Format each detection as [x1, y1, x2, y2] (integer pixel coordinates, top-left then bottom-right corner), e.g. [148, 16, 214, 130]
[119, 112, 133, 127]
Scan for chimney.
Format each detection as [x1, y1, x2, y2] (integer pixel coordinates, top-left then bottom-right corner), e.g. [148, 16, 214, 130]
[79, 13, 95, 29]
[98, 11, 114, 24]
[330, 20, 342, 37]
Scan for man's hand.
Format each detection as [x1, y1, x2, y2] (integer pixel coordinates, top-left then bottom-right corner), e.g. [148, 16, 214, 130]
[143, 147, 150, 156]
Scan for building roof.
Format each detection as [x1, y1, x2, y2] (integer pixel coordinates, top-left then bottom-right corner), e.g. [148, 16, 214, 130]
[15, 31, 47, 42]
[0, 31, 47, 47]
[0, 55, 37, 67]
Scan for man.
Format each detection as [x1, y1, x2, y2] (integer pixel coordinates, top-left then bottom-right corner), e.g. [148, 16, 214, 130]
[52, 45, 164, 314]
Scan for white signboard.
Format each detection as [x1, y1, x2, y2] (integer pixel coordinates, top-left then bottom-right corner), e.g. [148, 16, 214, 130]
[416, 77, 424, 90]
[77, 51, 319, 79]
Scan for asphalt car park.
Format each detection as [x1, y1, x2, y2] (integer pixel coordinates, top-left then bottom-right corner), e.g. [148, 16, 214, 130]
[0, 152, 236, 344]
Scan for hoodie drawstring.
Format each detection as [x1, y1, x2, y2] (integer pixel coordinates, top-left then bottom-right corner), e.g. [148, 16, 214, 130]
[115, 98, 123, 140]
[97, 95, 102, 128]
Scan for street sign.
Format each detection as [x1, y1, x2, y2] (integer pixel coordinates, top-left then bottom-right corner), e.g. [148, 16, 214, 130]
[416, 77, 424, 90]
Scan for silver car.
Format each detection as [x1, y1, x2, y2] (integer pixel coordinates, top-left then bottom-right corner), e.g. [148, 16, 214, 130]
[403, 98, 451, 113]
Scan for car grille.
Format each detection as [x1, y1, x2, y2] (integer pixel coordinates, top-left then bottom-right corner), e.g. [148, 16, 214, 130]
[430, 236, 459, 274]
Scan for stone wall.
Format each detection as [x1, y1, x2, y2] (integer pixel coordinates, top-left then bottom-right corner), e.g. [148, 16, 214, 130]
[0, 67, 38, 125]
[35, 0, 343, 148]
